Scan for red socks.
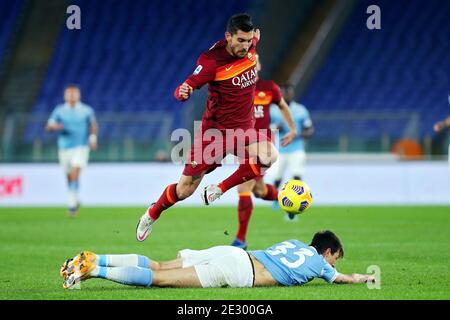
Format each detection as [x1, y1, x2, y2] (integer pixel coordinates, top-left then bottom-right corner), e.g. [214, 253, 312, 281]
[260, 184, 278, 201]
[235, 185, 277, 242]
[218, 161, 261, 193]
[148, 184, 179, 220]
[236, 193, 253, 242]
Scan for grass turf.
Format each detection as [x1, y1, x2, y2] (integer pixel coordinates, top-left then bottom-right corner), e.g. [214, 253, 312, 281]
[0, 206, 449, 300]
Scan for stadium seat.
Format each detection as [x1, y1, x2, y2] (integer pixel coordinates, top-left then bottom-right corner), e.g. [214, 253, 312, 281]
[28, 0, 250, 142]
[302, 0, 450, 141]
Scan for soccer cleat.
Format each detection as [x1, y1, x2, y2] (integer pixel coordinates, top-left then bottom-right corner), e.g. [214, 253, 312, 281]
[231, 238, 248, 250]
[201, 184, 223, 205]
[136, 204, 155, 242]
[284, 213, 299, 222]
[60, 251, 97, 289]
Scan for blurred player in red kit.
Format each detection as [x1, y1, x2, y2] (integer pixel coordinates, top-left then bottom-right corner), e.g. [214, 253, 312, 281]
[231, 54, 297, 249]
[136, 14, 296, 242]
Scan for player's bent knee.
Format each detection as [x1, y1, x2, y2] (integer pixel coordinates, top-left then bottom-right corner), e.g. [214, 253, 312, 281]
[258, 148, 278, 167]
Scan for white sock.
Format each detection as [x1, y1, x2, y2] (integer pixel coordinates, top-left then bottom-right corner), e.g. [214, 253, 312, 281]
[97, 254, 150, 268]
[68, 190, 78, 208]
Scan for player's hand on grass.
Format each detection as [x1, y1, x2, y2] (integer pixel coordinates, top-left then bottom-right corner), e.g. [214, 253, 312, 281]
[178, 82, 193, 100]
[365, 275, 376, 284]
[354, 274, 376, 284]
[281, 130, 297, 147]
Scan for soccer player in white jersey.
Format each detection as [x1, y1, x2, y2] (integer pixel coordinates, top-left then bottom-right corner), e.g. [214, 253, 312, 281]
[433, 95, 450, 168]
[46, 85, 98, 216]
[60, 230, 375, 289]
[270, 83, 314, 221]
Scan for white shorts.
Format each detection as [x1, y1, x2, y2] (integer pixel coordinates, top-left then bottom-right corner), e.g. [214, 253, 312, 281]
[271, 150, 306, 180]
[178, 246, 254, 288]
[58, 146, 90, 174]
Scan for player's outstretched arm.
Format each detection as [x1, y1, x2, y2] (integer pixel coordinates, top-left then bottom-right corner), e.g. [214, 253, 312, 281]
[334, 273, 376, 284]
[277, 98, 297, 146]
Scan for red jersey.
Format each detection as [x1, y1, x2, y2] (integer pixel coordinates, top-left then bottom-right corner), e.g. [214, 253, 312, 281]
[253, 79, 282, 130]
[184, 39, 258, 130]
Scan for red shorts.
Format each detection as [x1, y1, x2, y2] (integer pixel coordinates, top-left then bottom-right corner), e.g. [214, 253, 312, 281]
[183, 127, 271, 177]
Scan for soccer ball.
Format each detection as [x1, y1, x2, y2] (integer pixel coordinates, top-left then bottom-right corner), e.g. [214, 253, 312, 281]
[278, 180, 313, 214]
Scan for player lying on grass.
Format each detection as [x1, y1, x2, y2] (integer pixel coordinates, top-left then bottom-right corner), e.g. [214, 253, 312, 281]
[60, 230, 375, 289]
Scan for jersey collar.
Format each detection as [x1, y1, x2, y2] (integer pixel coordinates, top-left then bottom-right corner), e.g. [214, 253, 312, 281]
[64, 102, 81, 109]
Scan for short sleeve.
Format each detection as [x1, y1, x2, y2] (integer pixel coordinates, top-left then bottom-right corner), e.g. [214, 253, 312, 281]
[185, 53, 216, 89]
[47, 107, 60, 125]
[271, 81, 282, 105]
[302, 108, 313, 128]
[269, 104, 282, 126]
[320, 262, 337, 283]
[88, 107, 96, 124]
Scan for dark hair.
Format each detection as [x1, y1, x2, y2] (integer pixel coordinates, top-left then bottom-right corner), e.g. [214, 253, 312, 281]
[310, 230, 344, 258]
[227, 13, 254, 35]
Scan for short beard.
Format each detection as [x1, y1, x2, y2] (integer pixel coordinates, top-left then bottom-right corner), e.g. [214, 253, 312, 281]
[234, 49, 247, 58]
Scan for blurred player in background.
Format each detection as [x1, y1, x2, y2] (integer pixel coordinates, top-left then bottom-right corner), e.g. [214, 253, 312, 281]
[231, 54, 297, 249]
[433, 94, 450, 168]
[136, 14, 296, 242]
[61, 230, 375, 289]
[270, 83, 314, 221]
[46, 85, 98, 216]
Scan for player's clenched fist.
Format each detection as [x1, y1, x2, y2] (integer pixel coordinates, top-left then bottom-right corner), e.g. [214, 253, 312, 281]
[174, 82, 193, 101]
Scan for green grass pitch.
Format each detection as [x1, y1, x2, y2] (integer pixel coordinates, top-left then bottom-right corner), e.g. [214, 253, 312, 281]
[0, 205, 449, 300]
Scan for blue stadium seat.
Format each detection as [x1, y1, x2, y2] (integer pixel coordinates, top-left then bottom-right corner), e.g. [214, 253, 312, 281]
[0, 0, 23, 64]
[29, 0, 250, 142]
[302, 0, 450, 141]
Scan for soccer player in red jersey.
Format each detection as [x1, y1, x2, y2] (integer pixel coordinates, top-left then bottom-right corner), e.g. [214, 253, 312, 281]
[231, 54, 297, 249]
[136, 14, 295, 242]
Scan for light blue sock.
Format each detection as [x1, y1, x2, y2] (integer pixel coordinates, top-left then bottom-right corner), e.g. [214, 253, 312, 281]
[97, 254, 150, 268]
[96, 266, 153, 287]
[69, 180, 79, 191]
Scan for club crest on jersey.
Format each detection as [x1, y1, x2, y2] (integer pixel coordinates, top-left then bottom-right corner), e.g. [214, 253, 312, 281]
[248, 52, 255, 62]
[257, 91, 266, 99]
[191, 161, 198, 168]
[193, 65, 203, 75]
